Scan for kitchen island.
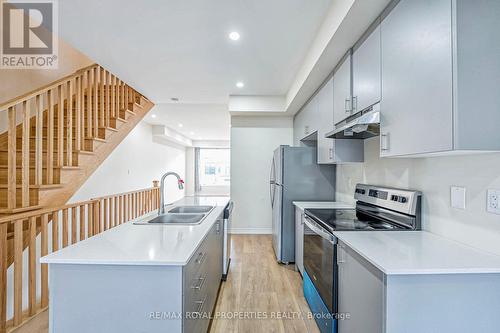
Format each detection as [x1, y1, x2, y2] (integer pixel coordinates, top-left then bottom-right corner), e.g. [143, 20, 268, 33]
[41, 196, 230, 333]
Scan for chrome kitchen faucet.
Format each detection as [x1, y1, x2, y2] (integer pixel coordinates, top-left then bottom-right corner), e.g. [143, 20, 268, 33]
[158, 172, 184, 215]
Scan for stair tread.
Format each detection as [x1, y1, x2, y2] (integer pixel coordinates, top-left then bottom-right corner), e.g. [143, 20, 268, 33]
[0, 165, 80, 170]
[0, 205, 43, 214]
[0, 184, 63, 189]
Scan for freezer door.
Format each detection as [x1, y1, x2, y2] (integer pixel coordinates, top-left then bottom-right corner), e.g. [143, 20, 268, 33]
[272, 183, 283, 261]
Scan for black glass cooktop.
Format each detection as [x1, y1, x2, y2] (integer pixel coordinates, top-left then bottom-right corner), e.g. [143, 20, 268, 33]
[305, 208, 399, 231]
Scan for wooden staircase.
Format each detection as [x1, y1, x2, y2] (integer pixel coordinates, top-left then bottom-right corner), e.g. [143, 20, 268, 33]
[0, 64, 154, 215]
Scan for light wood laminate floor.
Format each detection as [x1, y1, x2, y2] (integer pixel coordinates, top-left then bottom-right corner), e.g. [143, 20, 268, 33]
[210, 234, 320, 333]
[15, 235, 319, 333]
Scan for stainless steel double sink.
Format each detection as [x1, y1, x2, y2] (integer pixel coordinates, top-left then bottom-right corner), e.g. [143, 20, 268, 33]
[136, 205, 214, 225]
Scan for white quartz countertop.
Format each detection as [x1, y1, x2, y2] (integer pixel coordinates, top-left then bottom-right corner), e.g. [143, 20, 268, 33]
[292, 201, 354, 210]
[40, 196, 230, 266]
[333, 230, 500, 275]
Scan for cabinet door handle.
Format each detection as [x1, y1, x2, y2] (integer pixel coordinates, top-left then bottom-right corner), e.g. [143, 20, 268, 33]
[305, 126, 309, 135]
[381, 133, 390, 151]
[196, 252, 207, 265]
[337, 245, 345, 264]
[328, 148, 333, 160]
[344, 98, 352, 113]
[352, 96, 358, 112]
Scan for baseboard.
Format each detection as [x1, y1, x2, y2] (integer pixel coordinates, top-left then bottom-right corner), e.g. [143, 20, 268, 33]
[230, 227, 272, 234]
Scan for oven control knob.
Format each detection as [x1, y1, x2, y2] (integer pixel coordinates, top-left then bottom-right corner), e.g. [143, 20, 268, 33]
[399, 196, 408, 203]
[391, 195, 398, 201]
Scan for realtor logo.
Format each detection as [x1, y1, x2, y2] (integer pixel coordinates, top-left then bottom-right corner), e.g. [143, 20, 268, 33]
[1, 0, 58, 69]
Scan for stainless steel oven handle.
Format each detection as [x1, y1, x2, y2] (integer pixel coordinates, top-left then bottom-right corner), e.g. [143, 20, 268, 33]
[304, 216, 334, 244]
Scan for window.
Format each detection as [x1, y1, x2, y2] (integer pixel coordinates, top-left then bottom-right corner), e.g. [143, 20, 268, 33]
[195, 148, 230, 195]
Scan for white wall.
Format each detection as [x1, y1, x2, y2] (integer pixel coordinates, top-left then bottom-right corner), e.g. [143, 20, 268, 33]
[337, 137, 500, 256]
[230, 116, 294, 234]
[71, 121, 186, 204]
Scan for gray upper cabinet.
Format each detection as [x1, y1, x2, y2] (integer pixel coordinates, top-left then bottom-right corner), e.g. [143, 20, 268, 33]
[333, 52, 352, 125]
[380, 0, 500, 157]
[317, 77, 335, 164]
[352, 22, 381, 113]
[293, 94, 319, 145]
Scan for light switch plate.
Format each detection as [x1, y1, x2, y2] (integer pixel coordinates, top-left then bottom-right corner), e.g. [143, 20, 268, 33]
[487, 189, 500, 215]
[451, 186, 466, 210]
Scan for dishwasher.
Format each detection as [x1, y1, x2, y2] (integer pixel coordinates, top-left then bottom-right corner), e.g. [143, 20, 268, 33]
[222, 201, 234, 280]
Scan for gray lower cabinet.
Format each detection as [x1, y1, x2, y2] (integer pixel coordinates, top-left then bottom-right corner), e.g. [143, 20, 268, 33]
[380, 0, 500, 157]
[294, 207, 304, 275]
[337, 241, 384, 333]
[183, 217, 223, 333]
[337, 239, 500, 333]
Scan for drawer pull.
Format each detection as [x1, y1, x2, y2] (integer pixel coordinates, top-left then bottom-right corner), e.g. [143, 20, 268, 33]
[195, 295, 207, 314]
[195, 251, 207, 265]
[192, 273, 208, 290]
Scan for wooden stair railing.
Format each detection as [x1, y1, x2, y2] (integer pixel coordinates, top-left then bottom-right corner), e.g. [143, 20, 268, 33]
[0, 185, 161, 333]
[0, 63, 154, 215]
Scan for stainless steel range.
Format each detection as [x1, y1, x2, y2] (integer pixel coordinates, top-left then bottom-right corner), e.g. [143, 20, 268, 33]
[302, 184, 421, 333]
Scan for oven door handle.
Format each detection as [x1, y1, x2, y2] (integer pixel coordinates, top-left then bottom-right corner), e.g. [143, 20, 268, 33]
[304, 216, 334, 244]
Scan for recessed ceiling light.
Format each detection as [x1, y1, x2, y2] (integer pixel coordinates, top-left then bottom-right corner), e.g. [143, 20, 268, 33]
[178, 123, 183, 128]
[236, 81, 244, 88]
[229, 31, 240, 41]
[189, 131, 195, 135]
[171, 97, 179, 102]
[151, 114, 157, 118]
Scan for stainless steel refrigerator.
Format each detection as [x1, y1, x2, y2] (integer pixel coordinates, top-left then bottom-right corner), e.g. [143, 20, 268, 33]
[270, 145, 335, 264]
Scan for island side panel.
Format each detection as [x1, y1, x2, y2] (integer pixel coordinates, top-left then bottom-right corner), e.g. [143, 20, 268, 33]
[385, 273, 500, 333]
[48, 264, 183, 333]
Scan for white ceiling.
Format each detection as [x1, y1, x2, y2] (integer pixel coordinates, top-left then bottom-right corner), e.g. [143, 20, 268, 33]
[147, 103, 230, 141]
[58, 0, 332, 104]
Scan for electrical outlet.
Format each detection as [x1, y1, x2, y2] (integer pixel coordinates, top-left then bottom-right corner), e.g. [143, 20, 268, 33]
[487, 189, 500, 215]
[451, 186, 466, 210]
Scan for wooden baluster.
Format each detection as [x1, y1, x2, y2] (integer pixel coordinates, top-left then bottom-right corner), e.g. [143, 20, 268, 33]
[87, 69, 93, 139]
[94, 201, 100, 234]
[114, 196, 119, 226]
[93, 67, 99, 138]
[109, 74, 118, 118]
[79, 205, 85, 240]
[82, 72, 88, 144]
[100, 68, 105, 129]
[13, 221, 23, 326]
[57, 84, 64, 166]
[88, 203, 94, 237]
[35, 95, 43, 186]
[103, 198, 108, 231]
[21, 101, 30, 206]
[28, 216, 36, 315]
[115, 78, 120, 118]
[71, 206, 77, 244]
[7, 106, 16, 210]
[52, 211, 59, 252]
[62, 208, 69, 248]
[66, 80, 73, 166]
[105, 71, 110, 127]
[125, 84, 129, 111]
[120, 195, 124, 224]
[121, 80, 125, 110]
[75, 76, 82, 151]
[47, 90, 54, 183]
[0, 223, 7, 333]
[135, 192, 138, 218]
[41, 213, 49, 308]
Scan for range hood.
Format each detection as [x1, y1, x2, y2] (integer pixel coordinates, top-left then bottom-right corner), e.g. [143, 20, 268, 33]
[326, 103, 380, 139]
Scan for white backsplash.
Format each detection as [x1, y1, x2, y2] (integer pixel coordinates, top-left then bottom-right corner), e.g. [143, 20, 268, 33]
[337, 137, 500, 256]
